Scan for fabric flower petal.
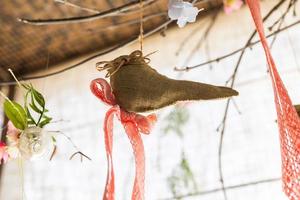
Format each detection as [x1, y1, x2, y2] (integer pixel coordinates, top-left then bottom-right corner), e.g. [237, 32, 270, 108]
[0, 142, 9, 164]
[6, 146, 20, 159]
[177, 18, 188, 28]
[168, 0, 201, 28]
[182, 6, 199, 22]
[7, 121, 20, 144]
[168, 0, 184, 19]
[224, 0, 243, 14]
[182, 1, 193, 8]
[168, 7, 183, 19]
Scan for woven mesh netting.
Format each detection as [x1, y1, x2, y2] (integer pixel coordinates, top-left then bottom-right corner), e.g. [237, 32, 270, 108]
[247, 0, 300, 199]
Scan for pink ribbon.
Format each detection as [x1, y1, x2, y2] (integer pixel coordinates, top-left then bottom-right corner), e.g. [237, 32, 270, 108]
[90, 78, 157, 200]
[246, 1, 300, 199]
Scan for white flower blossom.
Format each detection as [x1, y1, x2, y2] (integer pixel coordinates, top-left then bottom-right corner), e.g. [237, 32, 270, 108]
[19, 127, 50, 160]
[168, 0, 201, 28]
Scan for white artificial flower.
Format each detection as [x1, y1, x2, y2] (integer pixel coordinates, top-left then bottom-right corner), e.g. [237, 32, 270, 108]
[6, 146, 20, 159]
[18, 127, 50, 160]
[168, 0, 201, 28]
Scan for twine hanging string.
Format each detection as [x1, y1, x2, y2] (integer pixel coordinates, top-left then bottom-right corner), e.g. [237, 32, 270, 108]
[139, 0, 144, 52]
[246, 1, 300, 199]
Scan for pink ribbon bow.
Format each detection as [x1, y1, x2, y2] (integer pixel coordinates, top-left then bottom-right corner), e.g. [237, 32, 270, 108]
[246, 1, 300, 199]
[90, 78, 157, 200]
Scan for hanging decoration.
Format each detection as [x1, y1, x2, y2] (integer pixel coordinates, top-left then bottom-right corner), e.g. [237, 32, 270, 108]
[223, 0, 243, 14]
[0, 70, 89, 163]
[0, 82, 53, 162]
[90, 78, 157, 200]
[96, 50, 239, 113]
[246, 0, 300, 199]
[168, 0, 202, 28]
[92, 50, 238, 199]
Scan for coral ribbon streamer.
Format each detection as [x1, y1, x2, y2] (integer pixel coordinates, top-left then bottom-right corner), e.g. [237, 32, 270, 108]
[90, 78, 156, 200]
[246, 0, 300, 199]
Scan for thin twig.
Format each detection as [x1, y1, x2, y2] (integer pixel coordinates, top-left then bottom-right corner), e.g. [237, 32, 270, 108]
[8, 69, 22, 88]
[175, 17, 208, 56]
[216, 0, 289, 199]
[49, 145, 57, 161]
[19, 0, 158, 25]
[0, 19, 174, 86]
[1, 19, 299, 86]
[268, 0, 297, 31]
[182, 10, 219, 66]
[86, 12, 167, 33]
[174, 19, 300, 71]
[159, 177, 280, 200]
[54, 0, 101, 14]
[49, 130, 91, 162]
[69, 151, 91, 161]
[18, 0, 207, 26]
[55, 0, 159, 16]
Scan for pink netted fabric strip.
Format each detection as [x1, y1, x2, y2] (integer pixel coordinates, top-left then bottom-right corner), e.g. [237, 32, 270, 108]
[246, 0, 300, 199]
[90, 78, 157, 200]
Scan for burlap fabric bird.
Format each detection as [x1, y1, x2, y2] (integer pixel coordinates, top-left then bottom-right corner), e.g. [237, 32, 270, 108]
[97, 50, 239, 113]
[92, 50, 239, 200]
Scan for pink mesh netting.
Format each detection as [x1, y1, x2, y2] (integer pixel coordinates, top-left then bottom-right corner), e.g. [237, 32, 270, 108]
[246, 0, 300, 199]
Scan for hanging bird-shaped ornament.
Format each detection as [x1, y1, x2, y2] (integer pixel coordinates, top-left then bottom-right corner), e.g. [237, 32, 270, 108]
[97, 50, 239, 113]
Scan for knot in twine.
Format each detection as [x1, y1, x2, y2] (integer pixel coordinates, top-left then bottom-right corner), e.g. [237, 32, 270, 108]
[96, 50, 153, 78]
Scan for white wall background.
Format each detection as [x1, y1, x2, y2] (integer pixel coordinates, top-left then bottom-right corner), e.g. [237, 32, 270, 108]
[1, 1, 300, 199]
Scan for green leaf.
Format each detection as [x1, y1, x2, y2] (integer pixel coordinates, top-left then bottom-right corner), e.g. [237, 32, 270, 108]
[31, 88, 45, 107]
[4, 100, 28, 130]
[28, 120, 36, 125]
[30, 90, 43, 111]
[39, 116, 52, 128]
[25, 106, 37, 125]
[29, 102, 42, 113]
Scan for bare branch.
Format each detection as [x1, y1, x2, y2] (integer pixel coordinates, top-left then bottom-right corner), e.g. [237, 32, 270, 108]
[215, 0, 289, 199]
[175, 15, 210, 56]
[49, 130, 91, 162]
[69, 151, 92, 162]
[19, 0, 158, 25]
[182, 9, 219, 66]
[54, 0, 101, 14]
[49, 145, 57, 161]
[0, 19, 174, 86]
[159, 177, 280, 200]
[86, 12, 167, 32]
[174, 19, 300, 71]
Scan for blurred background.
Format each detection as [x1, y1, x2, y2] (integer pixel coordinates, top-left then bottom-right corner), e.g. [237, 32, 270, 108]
[1, 0, 300, 199]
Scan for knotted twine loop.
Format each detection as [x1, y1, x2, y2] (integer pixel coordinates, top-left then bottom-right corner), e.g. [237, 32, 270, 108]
[96, 51, 154, 78]
[246, 1, 300, 199]
[90, 78, 157, 200]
